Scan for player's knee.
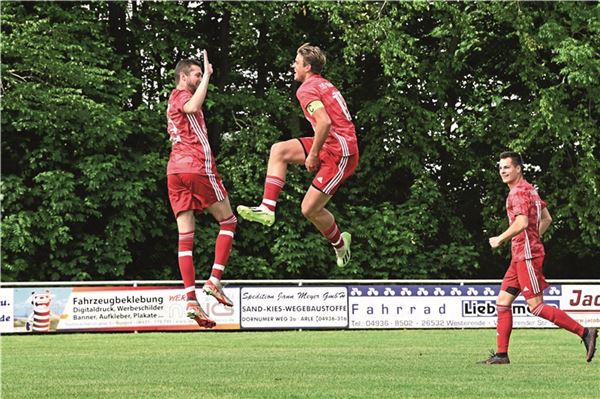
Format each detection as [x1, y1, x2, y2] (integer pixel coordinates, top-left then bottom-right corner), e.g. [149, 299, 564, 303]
[271, 141, 300, 163]
[300, 204, 311, 219]
[300, 203, 316, 220]
[270, 142, 285, 159]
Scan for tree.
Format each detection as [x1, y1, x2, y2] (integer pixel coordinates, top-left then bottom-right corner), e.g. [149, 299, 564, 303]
[1, 2, 167, 280]
[2, 1, 598, 282]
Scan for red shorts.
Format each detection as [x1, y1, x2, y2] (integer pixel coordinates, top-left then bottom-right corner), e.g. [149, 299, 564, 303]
[500, 257, 549, 299]
[298, 137, 359, 195]
[167, 173, 227, 217]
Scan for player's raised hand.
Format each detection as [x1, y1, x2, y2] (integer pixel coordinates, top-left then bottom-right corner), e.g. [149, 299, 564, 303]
[203, 50, 213, 77]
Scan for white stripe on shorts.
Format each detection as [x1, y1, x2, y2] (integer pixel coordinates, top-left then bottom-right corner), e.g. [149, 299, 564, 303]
[525, 258, 541, 294]
[323, 155, 349, 194]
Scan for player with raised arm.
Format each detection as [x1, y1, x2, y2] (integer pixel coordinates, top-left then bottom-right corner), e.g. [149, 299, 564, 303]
[479, 151, 597, 364]
[237, 43, 359, 267]
[166, 51, 236, 328]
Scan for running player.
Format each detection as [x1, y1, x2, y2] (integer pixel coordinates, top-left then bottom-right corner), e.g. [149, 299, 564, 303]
[479, 151, 597, 364]
[166, 51, 236, 328]
[237, 43, 359, 268]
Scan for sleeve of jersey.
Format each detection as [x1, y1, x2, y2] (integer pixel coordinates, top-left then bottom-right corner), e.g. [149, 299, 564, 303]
[298, 85, 321, 114]
[174, 91, 192, 113]
[511, 189, 531, 216]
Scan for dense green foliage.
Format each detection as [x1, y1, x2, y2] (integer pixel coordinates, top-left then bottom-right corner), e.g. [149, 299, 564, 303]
[2, 1, 598, 281]
[3, 330, 599, 398]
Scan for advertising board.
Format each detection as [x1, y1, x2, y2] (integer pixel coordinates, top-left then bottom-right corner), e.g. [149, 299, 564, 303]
[347, 284, 561, 329]
[240, 286, 347, 329]
[4, 285, 239, 333]
[1, 282, 598, 333]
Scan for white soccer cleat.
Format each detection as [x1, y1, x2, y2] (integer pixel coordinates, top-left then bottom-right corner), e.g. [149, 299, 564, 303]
[335, 232, 352, 267]
[237, 205, 275, 227]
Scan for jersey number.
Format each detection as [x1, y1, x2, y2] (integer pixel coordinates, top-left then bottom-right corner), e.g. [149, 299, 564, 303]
[332, 91, 352, 121]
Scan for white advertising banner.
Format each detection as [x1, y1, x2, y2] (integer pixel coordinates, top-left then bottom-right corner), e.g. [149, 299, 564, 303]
[9, 286, 240, 333]
[560, 285, 600, 327]
[240, 286, 348, 329]
[3, 282, 598, 333]
[0, 288, 14, 333]
[348, 284, 567, 329]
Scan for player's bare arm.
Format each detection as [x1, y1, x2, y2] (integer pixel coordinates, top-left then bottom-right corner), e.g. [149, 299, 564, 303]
[489, 214, 528, 249]
[539, 207, 552, 236]
[305, 104, 331, 173]
[183, 50, 213, 114]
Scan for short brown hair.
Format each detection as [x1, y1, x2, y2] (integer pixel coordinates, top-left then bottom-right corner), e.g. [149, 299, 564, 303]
[297, 43, 326, 74]
[174, 59, 201, 84]
[499, 151, 524, 169]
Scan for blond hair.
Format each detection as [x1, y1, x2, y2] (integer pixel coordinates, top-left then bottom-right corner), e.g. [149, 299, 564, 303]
[297, 43, 326, 74]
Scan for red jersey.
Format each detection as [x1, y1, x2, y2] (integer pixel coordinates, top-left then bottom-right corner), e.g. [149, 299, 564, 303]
[296, 74, 358, 156]
[506, 179, 547, 261]
[166, 89, 218, 176]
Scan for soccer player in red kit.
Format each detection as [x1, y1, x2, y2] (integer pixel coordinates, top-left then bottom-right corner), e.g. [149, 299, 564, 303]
[166, 52, 237, 328]
[237, 43, 359, 267]
[479, 151, 597, 364]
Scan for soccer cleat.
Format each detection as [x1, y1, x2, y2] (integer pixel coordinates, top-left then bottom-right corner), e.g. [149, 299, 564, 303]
[477, 351, 510, 365]
[203, 280, 234, 307]
[582, 327, 598, 362]
[186, 300, 216, 328]
[335, 232, 352, 267]
[236, 205, 275, 227]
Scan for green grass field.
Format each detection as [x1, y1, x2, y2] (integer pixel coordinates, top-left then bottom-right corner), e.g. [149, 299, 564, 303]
[1, 329, 598, 399]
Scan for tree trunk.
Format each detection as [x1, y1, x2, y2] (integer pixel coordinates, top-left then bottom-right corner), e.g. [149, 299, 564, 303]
[207, 8, 231, 156]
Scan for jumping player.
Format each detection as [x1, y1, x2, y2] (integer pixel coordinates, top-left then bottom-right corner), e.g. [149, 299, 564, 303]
[237, 43, 359, 268]
[479, 151, 597, 364]
[166, 51, 236, 328]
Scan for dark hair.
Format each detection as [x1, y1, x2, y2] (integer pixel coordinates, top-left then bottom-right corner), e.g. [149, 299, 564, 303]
[175, 59, 201, 84]
[297, 43, 326, 74]
[499, 151, 523, 168]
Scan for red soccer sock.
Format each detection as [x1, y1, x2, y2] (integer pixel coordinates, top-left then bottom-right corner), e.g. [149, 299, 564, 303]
[178, 230, 196, 300]
[531, 303, 585, 337]
[496, 304, 513, 354]
[261, 175, 285, 212]
[211, 215, 237, 281]
[322, 221, 343, 249]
